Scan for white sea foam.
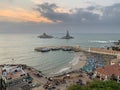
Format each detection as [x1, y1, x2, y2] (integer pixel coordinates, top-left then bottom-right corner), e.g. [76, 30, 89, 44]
[55, 67, 71, 74]
[90, 40, 109, 43]
[55, 53, 81, 75]
[69, 54, 80, 66]
[109, 40, 117, 43]
[89, 40, 117, 44]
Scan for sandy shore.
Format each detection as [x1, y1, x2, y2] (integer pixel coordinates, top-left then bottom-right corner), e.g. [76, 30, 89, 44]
[4, 51, 115, 90]
[30, 52, 88, 90]
[23, 51, 116, 90]
[70, 52, 87, 70]
[54, 52, 87, 76]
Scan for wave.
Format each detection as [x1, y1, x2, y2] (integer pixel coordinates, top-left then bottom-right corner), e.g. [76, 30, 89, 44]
[55, 67, 71, 74]
[109, 40, 117, 43]
[55, 53, 81, 75]
[89, 40, 116, 44]
[69, 54, 80, 66]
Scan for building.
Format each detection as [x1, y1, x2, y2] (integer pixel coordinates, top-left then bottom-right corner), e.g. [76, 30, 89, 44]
[93, 64, 120, 82]
[111, 59, 120, 65]
[0, 65, 32, 90]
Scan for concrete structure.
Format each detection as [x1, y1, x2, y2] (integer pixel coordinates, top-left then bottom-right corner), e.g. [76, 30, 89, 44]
[85, 48, 120, 59]
[34, 45, 80, 52]
[35, 46, 120, 59]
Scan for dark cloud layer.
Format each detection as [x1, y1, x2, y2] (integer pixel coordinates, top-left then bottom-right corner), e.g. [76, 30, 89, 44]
[35, 3, 99, 23]
[35, 3, 120, 25]
[35, 3, 70, 22]
[102, 3, 120, 24]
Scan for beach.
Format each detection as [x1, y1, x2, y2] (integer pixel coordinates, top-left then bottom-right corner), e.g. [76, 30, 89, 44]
[30, 52, 89, 90]
[53, 52, 87, 76]
[22, 62, 91, 90]
[70, 52, 87, 70]
[1, 51, 117, 90]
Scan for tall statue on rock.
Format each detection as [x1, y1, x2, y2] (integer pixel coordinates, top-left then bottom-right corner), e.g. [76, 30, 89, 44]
[61, 31, 74, 39]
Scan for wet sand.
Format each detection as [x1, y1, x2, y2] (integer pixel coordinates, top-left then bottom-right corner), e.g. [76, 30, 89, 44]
[55, 52, 87, 76]
[70, 52, 87, 70]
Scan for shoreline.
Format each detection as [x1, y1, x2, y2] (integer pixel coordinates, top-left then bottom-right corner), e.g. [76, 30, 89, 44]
[52, 52, 87, 77]
[70, 52, 87, 70]
[0, 51, 88, 90]
[0, 63, 91, 90]
[0, 51, 117, 90]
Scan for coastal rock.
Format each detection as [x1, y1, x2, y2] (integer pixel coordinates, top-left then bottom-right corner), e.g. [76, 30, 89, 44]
[108, 40, 120, 51]
[114, 40, 120, 45]
[38, 33, 53, 38]
[61, 31, 74, 39]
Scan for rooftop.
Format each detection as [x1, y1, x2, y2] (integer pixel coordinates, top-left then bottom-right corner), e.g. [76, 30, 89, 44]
[96, 64, 120, 77]
[1, 65, 26, 81]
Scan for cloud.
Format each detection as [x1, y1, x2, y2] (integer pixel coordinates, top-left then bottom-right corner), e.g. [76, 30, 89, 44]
[31, 0, 41, 4]
[0, 2, 120, 26]
[35, 3, 120, 25]
[0, 2, 120, 33]
[102, 3, 120, 24]
[35, 3, 100, 24]
[0, 3, 120, 33]
[0, 8, 52, 23]
[35, 3, 69, 22]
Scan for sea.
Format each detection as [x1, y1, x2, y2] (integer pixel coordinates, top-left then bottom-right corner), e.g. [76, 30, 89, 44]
[0, 33, 119, 76]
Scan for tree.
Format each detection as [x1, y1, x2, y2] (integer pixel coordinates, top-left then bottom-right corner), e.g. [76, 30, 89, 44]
[67, 80, 120, 90]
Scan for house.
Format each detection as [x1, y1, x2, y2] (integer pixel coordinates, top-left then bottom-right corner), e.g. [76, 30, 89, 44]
[93, 64, 120, 82]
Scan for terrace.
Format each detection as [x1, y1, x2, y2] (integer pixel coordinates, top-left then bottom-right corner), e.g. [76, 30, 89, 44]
[0, 65, 31, 88]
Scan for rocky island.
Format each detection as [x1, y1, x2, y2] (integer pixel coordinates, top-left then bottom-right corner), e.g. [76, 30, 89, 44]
[61, 31, 74, 39]
[38, 33, 53, 39]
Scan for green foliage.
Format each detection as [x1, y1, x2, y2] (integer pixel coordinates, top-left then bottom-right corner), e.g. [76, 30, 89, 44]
[112, 46, 120, 51]
[67, 80, 120, 90]
[67, 84, 90, 90]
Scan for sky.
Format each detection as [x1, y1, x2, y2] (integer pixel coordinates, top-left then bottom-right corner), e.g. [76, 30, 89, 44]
[0, 0, 120, 33]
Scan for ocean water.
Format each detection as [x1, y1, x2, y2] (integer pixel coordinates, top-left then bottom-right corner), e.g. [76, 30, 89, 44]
[0, 33, 119, 75]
